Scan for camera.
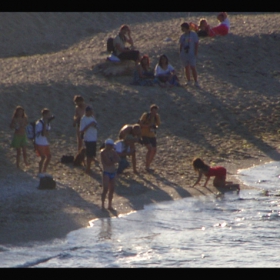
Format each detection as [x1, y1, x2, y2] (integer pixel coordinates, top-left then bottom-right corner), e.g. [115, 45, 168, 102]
[48, 115, 55, 123]
[184, 45, 189, 53]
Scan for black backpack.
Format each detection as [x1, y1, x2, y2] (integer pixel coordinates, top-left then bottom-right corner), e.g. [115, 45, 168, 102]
[107, 37, 115, 53]
[38, 176, 56, 190]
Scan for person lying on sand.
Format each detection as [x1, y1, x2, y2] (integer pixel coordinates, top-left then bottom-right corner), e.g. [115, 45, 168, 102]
[191, 157, 240, 190]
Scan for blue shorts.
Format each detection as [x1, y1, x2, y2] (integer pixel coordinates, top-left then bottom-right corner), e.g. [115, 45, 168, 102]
[84, 141, 96, 158]
[103, 171, 116, 180]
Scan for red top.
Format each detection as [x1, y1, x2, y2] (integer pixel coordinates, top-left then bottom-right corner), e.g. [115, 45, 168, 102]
[205, 166, 226, 178]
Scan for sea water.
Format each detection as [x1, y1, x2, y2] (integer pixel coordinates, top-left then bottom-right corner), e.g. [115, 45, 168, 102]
[1, 161, 280, 267]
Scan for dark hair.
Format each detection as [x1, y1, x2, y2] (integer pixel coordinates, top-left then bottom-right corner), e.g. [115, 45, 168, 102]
[158, 54, 168, 68]
[120, 24, 129, 32]
[181, 22, 189, 29]
[192, 158, 209, 171]
[73, 95, 84, 103]
[140, 55, 150, 68]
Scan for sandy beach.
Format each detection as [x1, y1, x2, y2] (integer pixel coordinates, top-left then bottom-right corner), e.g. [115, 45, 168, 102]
[0, 12, 280, 246]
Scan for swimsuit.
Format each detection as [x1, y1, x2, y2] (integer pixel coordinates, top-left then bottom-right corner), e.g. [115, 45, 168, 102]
[103, 171, 116, 180]
[205, 167, 226, 178]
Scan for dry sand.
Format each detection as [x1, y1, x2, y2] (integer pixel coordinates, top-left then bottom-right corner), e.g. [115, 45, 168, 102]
[0, 12, 280, 246]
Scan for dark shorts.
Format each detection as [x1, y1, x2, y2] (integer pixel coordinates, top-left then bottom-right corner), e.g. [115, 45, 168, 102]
[142, 136, 157, 147]
[118, 50, 140, 61]
[84, 141, 96, 158]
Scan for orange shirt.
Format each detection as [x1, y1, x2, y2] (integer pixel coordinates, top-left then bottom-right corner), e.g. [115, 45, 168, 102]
[140, 112, 160, 138]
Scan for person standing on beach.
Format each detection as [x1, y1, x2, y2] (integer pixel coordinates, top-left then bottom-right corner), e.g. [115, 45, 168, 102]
[73, 95, 88, 152]
[118, 123, 142, 173]
[35, 108, 54, 177]
[191, 157, 240, 190]
[100, 139, 120, 210]
[9, 106, 29, 168]
[79, 106, 98, 174]
[139, 104, 161, 172]
[179, 22, 200, 87]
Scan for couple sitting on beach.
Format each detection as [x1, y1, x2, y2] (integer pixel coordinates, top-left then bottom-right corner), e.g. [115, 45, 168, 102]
[190, 12, 230, 38]
[132, 54, 180, 87]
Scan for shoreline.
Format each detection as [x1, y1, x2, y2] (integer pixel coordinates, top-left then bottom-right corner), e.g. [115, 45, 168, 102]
[1, 12, 280, 247]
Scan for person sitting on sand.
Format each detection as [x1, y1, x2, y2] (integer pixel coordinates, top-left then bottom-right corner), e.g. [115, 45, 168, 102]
[132, 54, 155, 86]
[114, 135, 138, 175]
[113, 24, 141, 65]
[191, 157, 240, 190]
[9, 105, 29, 168]
[196, 12, 230, 37]
[100, 138, 120, 210]
[79, 106, 98, 174]
[154, 54, 180, 87]
[118, 123, 141, 173]
[73, 95, 88, 152]
[35, 108, 54, 177]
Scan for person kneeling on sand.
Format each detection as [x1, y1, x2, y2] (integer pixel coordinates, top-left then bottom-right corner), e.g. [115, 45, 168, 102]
[100, 139, 120, 210]
[79, 106, 98, 174]
[191, 157, 240, 190]
[35, 108, 54, 177]
[118, 123, 142, 173]
[113, 24, 141, 66]
[115, 135, 138, 175]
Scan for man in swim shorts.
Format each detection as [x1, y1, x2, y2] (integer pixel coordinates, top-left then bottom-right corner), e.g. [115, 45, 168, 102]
[100, 139, 120, 210]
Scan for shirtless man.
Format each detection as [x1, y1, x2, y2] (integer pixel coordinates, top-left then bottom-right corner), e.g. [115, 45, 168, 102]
[73, 95, 88, 151]
[118, 123, 141, 173]
[100, 139, 120, 210]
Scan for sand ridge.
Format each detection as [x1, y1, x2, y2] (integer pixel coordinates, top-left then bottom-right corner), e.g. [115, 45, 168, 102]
[0, 12, 280, 245]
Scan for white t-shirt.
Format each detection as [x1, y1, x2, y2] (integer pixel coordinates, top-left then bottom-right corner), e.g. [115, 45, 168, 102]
[35, 119, 51, 146]
[114, 140, 130, 154]
[222, 18, 230, 30]
[154, 64, 175, 76]
[80, 115, 97, 142]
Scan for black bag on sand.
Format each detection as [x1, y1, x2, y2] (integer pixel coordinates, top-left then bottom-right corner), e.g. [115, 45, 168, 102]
[60, 155, 74, 164]
[38, 177, 56, 190]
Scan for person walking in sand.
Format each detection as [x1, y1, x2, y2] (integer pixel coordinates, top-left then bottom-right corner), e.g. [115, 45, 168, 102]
[35, 108, 54, 177]
[100, 139, 120, 210]
[118, 123, 142, 173]
[139, 104, 161, 172]
[9, 106, 29, 168]
[179, 22, 200, 87]
[113, 24, 141, 65]
[191, 157, 240, 190]
[79, 105, 98, 174]
[73, 95, 88, 152]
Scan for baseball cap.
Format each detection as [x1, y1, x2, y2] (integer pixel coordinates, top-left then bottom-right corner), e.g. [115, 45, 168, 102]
[85, 106, 93, 111]
[105, 138, 114, 145]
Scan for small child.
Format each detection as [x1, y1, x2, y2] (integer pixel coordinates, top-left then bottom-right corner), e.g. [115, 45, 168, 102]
[191, 157, 240, 190]
[9, 106, 29, 168]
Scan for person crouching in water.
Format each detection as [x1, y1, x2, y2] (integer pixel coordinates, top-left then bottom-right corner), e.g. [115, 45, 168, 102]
[100, 139, 120, 211]
[191, 157, 239, 190]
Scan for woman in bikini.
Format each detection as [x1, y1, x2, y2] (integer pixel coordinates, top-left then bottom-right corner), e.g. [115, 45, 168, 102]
[100, 139, 120, 210]
[191, 157, 239, 190]
[9, 106, 29, 168]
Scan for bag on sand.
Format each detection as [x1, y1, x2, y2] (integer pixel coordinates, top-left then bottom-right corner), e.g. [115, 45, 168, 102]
[60, 155, 74, 164]
[38, 176, 56, 190]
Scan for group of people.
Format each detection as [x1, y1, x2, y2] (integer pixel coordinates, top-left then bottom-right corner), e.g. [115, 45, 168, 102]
[9, 12, 236, 210]
[110, 13, 230, 88]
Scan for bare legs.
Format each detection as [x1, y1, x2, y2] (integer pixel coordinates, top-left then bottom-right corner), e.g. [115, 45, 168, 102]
[145, 144, 157, 171]
[39, 155, 51, 173]
[76, 127, 83, 152]
[185, 65, 198, 82]
[101, 174, 115, 210]
[16, 147, 29, 168]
